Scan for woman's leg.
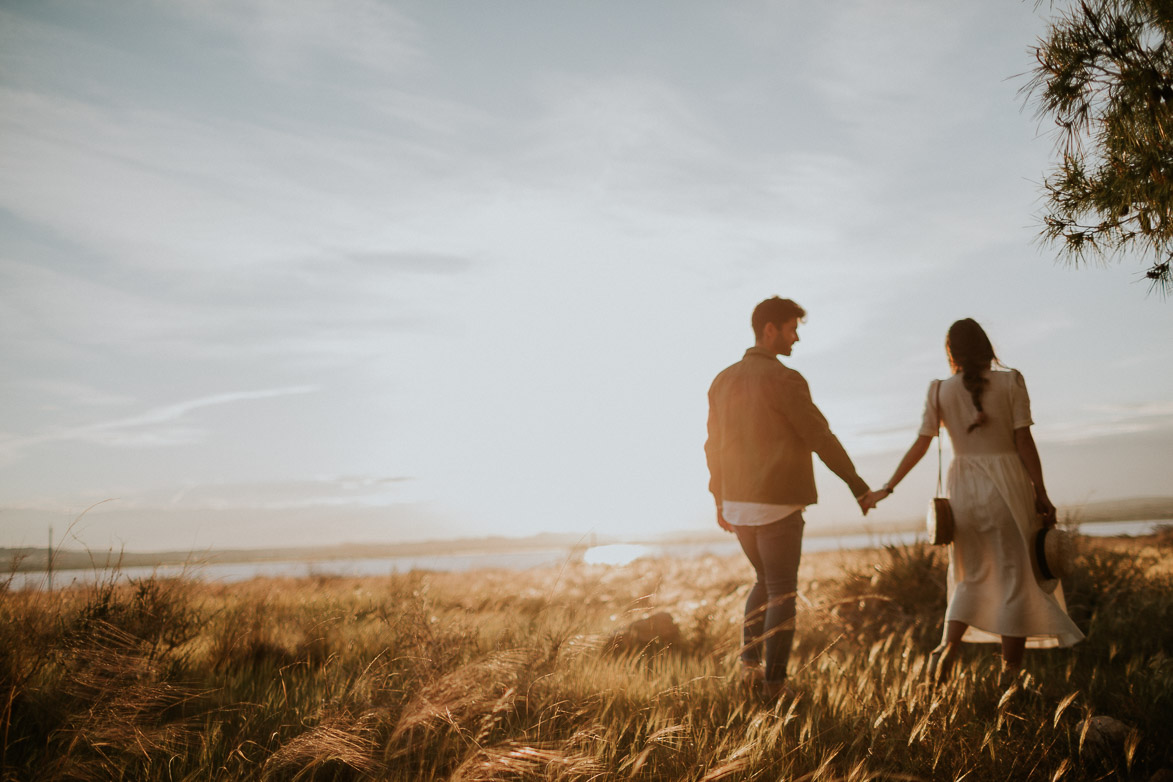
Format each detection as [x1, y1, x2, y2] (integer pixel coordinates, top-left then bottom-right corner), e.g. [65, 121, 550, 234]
[944, 620, 967, 646]
[1001, 635, 1026, 673]
[929, 620, 967, 683]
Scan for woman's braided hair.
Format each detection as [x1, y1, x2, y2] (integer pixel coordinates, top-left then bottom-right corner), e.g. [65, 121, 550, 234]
[945, 319, 1001, 433]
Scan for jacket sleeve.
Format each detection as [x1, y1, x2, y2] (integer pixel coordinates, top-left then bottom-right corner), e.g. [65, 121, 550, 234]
[704, 384, 722, 504]
[778, 373, 869, 499]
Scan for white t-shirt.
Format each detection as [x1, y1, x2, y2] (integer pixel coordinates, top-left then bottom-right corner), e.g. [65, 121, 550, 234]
[722, 500, 804, 527]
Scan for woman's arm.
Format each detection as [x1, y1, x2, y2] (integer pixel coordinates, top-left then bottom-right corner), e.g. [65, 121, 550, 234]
[1014, 426, 1056, 527]
[887, 434, 933, 490]
[863, 434, 933, 508]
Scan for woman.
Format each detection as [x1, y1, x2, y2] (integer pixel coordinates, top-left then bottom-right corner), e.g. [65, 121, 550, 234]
[868, 319, 1083, 681]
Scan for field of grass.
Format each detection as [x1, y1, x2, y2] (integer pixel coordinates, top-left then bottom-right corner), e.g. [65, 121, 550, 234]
[3, 531, 1172, 781]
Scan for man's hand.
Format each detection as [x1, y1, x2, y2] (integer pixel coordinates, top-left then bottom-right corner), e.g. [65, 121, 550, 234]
[858, 489, 889, 515]
[717, 506, 733, 532]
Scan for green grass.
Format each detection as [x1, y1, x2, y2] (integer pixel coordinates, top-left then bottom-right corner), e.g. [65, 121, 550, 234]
[2, 533, 1172, 781]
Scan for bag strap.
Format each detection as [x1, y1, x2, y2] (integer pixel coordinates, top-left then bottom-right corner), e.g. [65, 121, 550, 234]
[935, 379, 944, 498]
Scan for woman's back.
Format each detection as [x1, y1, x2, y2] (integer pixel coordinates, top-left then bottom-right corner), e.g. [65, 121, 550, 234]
[926, 370, 1033, 456]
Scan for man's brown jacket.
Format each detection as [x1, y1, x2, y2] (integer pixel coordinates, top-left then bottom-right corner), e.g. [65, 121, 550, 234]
[705, 346, 869, 507]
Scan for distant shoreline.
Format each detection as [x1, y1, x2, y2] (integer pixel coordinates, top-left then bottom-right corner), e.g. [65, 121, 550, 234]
[5, 505, 1170, 575]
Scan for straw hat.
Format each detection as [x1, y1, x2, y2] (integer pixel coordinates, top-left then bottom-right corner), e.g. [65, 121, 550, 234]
[1034, 527, 1074, 591]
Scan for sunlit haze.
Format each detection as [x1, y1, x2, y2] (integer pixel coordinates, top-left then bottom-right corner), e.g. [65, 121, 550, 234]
[2, 1, 1171, 553]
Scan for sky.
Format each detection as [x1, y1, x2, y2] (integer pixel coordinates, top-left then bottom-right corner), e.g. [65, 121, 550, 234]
[2, 1, 1171, 553]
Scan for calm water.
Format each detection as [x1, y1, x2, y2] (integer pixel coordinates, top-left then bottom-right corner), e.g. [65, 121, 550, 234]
[10, 519, 1168, 591]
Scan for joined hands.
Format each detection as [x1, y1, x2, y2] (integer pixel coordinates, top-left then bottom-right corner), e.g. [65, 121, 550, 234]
[858, 487, 892, 515]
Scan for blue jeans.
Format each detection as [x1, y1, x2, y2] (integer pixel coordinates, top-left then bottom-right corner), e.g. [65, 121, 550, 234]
[733, 511, 805, 683]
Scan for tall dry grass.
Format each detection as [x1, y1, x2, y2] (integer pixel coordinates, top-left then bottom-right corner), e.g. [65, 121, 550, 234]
[2, 531, 1171, 781]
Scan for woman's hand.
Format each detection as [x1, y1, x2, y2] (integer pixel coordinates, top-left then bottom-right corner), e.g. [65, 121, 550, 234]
[1035, 494, 1057, 529]
[1015, 427, 1056, 528]
[859, 489, 890, 513]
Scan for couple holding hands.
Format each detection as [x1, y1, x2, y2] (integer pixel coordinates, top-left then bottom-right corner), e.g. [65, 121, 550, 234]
[705, 297, 1083, 704]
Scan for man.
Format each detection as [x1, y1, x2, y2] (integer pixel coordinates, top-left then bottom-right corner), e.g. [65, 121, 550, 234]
[705, 296, 874, 703]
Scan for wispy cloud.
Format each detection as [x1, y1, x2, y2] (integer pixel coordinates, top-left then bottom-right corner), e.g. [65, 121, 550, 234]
[3, 379, 137, 410]
[341, 251, 476, 275]
[160, 475, 413, 510]
[0, 386, 318, 460]
[1, 238, 477, 372]
[172, 0, 422, 80]
[1040, 400, 1173, 442]
[3, 474, 414, 516]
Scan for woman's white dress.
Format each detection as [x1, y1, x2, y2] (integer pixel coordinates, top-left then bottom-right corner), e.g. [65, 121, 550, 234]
[919, 370, 1084, 648]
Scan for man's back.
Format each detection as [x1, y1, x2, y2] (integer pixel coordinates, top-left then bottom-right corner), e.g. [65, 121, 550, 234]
[707, 347, 820, 507]
[707, 345, 868, 509]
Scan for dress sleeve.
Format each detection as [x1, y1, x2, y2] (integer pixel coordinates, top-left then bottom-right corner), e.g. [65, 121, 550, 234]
[1011, 370, 1034, 429]
[917, 380, 940, 438]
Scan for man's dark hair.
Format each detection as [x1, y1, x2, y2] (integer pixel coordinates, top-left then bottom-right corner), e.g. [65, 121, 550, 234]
[751, 297, 806, 340]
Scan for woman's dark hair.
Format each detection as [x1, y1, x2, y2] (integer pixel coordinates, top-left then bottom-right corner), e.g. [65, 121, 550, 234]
[946, 318, 1001, 433]
[751, 297, 806, 340]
